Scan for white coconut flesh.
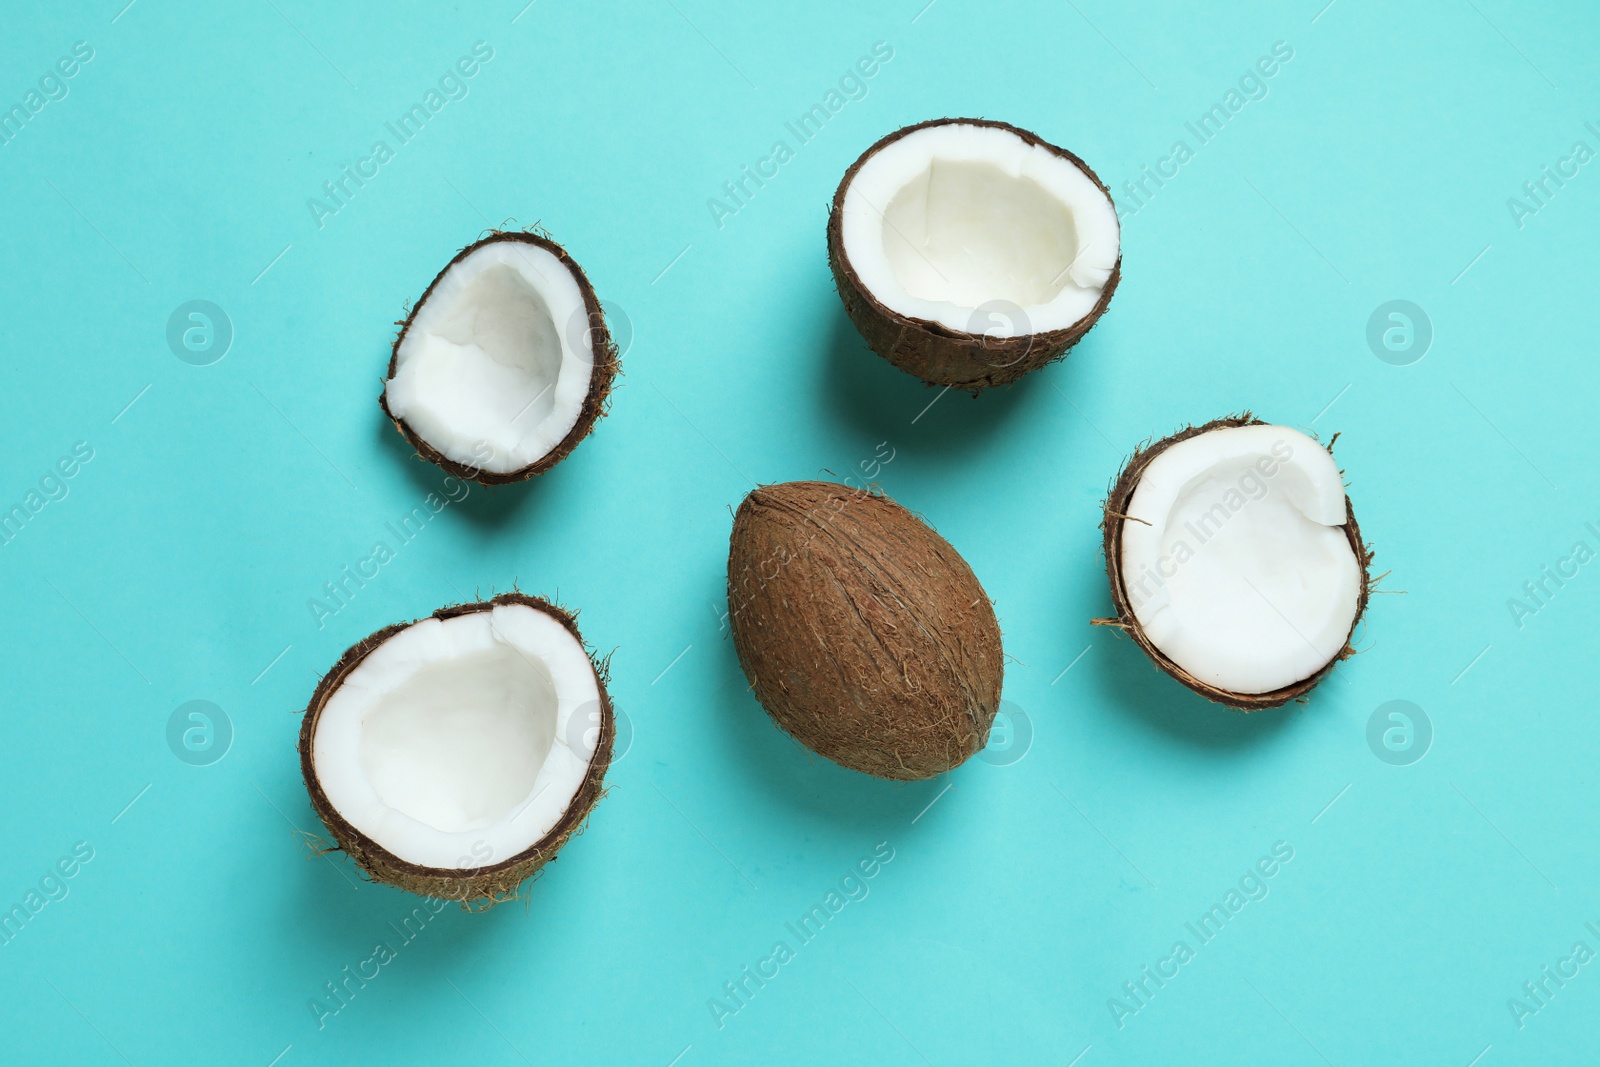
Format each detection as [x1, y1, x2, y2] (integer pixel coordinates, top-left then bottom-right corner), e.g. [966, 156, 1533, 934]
[384, 240, 596, 474]
[838, 123, 1119, 337]
[312, 603, 600, 870]
[1119, 425, 1362, 694]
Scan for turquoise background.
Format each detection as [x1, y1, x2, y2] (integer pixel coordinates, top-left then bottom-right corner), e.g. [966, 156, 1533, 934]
[2, 0, 1596, 1063]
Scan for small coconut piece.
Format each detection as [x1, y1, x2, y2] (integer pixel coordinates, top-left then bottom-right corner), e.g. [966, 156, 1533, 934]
[828, 117, 1121, 390]
[380, 231, 618, 485]
[1100, 416, 1373, 709]
[298, 593, 613, 904]
[728, 480, 1003, 780]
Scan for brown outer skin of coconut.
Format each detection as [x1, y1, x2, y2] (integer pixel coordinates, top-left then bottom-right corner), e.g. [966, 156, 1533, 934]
[827, 117, 1123, 391]
[1099, 415, 1375, 711]
[297, 592, 614, 906]
[379, 230, 620, 486]
[727, 480, 1004, 781]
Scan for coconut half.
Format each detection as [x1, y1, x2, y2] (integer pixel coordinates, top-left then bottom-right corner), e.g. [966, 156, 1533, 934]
[298, 593, 613, 903]
[1100, 417, 1373, 709]
[828, 118, 1121, 390]
[381, 231, 618, 485]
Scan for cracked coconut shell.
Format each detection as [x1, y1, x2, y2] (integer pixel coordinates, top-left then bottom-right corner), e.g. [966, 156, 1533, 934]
[1099, 415, 1375, 710]
[380, 230, 618, 486]
[827, 118, 1121, 390]
[298, 593, 614, 905]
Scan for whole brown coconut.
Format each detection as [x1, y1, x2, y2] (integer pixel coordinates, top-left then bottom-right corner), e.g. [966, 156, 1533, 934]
[828, 118, 1121, 390]
[299, 593, 614, 905]
[380, 230, 619, 486]
[728, 480, 1003, 780]
[1099, 416, 1375, 710]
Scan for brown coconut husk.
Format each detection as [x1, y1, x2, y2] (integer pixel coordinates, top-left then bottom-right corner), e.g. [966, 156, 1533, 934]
[827, 117, 1121, 391]
[380, 230, 619, 486]
[727, 480, 1003, 780]
[298, 592, 614, 905]
[1098, 415, 1375, 711]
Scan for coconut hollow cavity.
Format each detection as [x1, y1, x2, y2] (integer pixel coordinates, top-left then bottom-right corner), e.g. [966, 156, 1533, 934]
[380, 231, 618, 486]
[298, 593, 613, 904]
[828, 118, 1121, 390]
[1099, 417, 1374, 710]
[727, 480, 1003, 780]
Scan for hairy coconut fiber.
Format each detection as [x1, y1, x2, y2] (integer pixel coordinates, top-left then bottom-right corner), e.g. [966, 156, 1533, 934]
[728, 480, 1003, 780]
[827, 118, 1121, 391]
[379, 230, 618, 485]
[298, 593, 613, 906]
[1098, 415, 1375, 710]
